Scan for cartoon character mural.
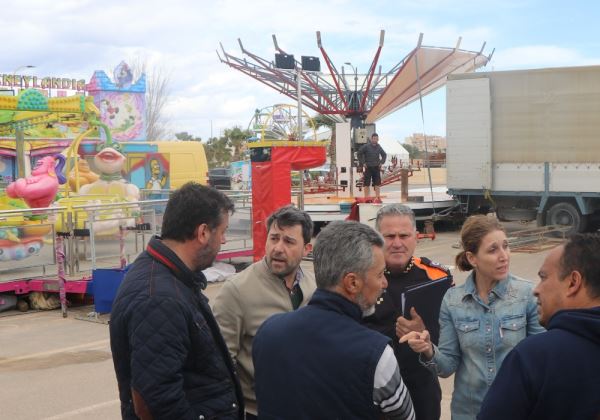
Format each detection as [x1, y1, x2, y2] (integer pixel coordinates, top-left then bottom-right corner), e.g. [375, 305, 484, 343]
[127, 152, 170, 196]
[146, 158, 167, 191]
[87, 61, 146, 141]
[94, 92, 144, 141]
[114, 61, 134, 89]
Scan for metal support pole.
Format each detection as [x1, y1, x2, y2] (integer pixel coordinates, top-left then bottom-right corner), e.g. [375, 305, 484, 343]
[15, 129, 26, 178]
[119, 226, 126, 269]
[89, 210, 97, 270]
[55, 235, 67, 318]
[401, 170, 409, 202]
[67, 212, 75, 276]
[297, 68, 305, 210]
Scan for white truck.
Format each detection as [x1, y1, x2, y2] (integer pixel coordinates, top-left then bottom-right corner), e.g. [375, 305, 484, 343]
[446, 65, 600, 233]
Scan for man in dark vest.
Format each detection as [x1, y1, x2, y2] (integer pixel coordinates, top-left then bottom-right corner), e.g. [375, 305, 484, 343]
[253, 221, 415, 420]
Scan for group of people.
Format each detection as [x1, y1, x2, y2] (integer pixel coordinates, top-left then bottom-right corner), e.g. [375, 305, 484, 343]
[109, 182, 600, 419]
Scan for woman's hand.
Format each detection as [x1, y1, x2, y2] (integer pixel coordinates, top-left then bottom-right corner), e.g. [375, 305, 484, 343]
[399, 330, 434, 360]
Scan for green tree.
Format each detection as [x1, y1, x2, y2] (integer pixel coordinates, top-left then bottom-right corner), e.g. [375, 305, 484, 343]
[401, 143, 422, 160]
[203, 136, 231, 168]
[175, 131, 201, 141]
[188, 126, 252, 168]
[222, 126, 252, 162]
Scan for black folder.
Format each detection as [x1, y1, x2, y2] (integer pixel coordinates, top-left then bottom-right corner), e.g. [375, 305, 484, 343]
[401, 276, 453, 324]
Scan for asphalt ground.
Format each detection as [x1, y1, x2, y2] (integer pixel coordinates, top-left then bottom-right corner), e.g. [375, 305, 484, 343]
[0, 219, 556, 420]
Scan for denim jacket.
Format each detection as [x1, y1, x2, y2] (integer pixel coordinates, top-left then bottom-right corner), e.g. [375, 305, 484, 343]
[422, 272, 545, 420]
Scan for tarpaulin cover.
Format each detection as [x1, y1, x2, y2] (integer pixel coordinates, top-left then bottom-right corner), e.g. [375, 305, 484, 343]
[252, 145, 326, 261]
[366, 46, 490, 124]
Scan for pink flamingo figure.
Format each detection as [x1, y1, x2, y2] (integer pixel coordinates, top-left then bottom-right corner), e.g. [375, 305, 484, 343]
[6, 154, 67, 208]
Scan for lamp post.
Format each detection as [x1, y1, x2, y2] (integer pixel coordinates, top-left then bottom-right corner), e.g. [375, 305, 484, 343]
[12, 65, 35, 89]
[296, 65, 305, 208]
[13, 65, 36, 178]
[344, 62, 358, 111]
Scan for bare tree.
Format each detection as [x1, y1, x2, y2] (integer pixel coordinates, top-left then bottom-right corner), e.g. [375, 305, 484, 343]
[129, 58, 172, 141]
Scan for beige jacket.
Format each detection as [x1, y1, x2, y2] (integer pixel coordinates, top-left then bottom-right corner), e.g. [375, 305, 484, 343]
[213, 258, 316, 415]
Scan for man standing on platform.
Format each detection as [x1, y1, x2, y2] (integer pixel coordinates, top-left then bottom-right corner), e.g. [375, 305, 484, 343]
[357, 132, 387, 200]
[364, 203, 452, 420]
[213, 205, 316, 420]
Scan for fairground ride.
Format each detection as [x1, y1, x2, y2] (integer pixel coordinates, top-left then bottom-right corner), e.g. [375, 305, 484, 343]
[248, 104, 318, 142]
[218, 31, 492, 197]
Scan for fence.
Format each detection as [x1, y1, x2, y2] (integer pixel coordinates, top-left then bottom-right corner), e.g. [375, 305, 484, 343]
[0, 191, 254, 315]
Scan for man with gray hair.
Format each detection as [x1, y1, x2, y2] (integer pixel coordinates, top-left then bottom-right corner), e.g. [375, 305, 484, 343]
[364, 203, 452, 420]
[213, 205, 317, 419]
[253, 221, 415, 420]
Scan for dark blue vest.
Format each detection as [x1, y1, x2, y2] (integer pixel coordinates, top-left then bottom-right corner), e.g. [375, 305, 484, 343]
[253, 289, 391, 420]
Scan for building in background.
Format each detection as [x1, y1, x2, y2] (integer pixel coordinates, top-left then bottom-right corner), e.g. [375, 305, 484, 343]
[404, 133, 446, 152]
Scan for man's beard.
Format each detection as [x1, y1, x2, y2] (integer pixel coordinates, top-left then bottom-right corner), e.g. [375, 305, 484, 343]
[357, 293, 376, 318]
[195, 242, 219, 271]
[266, 254, 297, 279]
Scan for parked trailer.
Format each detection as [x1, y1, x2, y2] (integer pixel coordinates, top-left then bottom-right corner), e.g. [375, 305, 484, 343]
[446, 65, 600, 233]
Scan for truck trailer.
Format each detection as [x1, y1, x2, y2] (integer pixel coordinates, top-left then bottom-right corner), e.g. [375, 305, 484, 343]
[446, 65, 600, 233]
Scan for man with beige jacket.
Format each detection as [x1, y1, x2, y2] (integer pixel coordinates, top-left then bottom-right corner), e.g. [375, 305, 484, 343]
[213, 205, 317, 419]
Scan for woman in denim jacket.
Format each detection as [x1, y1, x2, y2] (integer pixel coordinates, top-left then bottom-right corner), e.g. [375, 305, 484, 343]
[400, 215, 545, 420]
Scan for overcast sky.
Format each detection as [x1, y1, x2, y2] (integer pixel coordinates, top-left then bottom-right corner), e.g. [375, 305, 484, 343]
[2, 0, 599, 150]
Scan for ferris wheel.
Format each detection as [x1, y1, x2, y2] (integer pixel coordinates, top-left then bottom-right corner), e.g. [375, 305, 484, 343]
[248, 104, 317, 141]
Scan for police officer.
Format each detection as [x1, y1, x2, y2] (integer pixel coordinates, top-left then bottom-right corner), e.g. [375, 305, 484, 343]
[364, 203, 452, 420]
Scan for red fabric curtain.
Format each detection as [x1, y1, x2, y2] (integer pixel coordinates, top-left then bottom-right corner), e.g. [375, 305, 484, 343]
[251, 146, 326, 261]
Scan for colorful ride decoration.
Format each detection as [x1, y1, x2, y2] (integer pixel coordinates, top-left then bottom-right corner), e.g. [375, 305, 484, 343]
[87, 61, 146, 141]
[249, 104, 318, 141]
[58, 122, 140, 235]
[68, 157, 99, 191]
[6, 154, 67, 208]
[0, 196, 51, 262]
[249, 141, 327, 260]
[0, 89, 100, 136]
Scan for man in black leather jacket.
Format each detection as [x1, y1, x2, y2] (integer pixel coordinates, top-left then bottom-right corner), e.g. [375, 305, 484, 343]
[110, 182, 244, 419]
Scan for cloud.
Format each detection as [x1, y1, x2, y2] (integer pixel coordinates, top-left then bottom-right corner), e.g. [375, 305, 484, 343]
[2, 0, 599, 145]
[491, 45, 600, 70]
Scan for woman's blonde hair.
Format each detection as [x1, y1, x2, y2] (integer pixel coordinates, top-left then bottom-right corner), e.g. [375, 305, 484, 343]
[455, 215, 505, 271]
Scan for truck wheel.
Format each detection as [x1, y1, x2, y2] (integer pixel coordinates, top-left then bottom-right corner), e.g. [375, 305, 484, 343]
[545, 202, 587, 234]
[496, 207, 537, 222]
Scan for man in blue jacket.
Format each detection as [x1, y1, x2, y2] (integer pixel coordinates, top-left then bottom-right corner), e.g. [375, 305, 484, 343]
[110, 183, 244, 419]
[253, 221, 415, 420]
[478, 233, 600, 420]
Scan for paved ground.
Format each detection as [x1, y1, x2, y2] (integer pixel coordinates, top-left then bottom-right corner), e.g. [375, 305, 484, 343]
[0, 220, 554, 420]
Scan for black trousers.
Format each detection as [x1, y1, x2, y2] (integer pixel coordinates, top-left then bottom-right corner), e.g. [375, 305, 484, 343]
[403, 368, 442, 420]
[363, 166, 382, 187]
